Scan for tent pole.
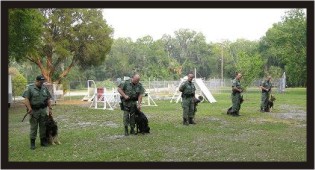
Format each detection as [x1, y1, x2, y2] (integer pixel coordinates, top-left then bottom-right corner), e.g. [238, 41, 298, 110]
[194, 68, 197, 78]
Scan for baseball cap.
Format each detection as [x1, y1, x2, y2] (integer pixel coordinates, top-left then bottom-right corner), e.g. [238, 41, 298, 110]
[36, 75, 45, 81]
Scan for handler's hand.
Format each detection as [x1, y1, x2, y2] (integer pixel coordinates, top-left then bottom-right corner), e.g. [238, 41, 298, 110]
[124, 95, 130, 100]
[27, 108, 33, 115]
[49, 108, 53, 115]
[137, 104, 141, 111]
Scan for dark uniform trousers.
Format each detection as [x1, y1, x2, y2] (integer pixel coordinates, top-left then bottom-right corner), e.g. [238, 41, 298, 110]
[231, 92, 242, 115]
[182, 97, 195, 120]
[29, 107, 48, 140]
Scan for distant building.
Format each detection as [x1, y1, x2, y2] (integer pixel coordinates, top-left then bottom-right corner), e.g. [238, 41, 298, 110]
[8, 75, 12, 108]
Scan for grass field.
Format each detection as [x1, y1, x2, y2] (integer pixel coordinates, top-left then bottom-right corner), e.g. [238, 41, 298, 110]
[8, 88, 307, 162]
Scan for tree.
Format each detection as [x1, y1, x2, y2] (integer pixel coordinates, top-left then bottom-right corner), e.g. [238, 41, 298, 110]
[259, 9, 306, 86]
[9, 8, 114, 84]
[173, 29, 198, 70]
[229, 39, 264, 88]
[267, 66, 283, 79]
[104, 38, 136, 79]
[12, 74, 27, 100]
[210, 41, 234, 79]
[144, 38, 175, 80]
[9, 9, 45, 63]
[166, 29, 215, 78]
[235, 52, 264, 89]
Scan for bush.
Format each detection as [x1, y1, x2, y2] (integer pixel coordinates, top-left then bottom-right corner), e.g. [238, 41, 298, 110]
[12, 73, 27, 99]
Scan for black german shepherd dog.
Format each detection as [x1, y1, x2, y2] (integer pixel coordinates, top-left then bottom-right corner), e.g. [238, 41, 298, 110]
[135, 109, 150, 134]
[227, 95, 244, 115]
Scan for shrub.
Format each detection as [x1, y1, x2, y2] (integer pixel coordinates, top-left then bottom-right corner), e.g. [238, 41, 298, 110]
[12, 73, 27, 99]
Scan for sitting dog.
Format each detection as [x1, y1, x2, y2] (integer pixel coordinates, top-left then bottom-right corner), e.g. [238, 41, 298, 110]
[135, 109, 150, 134]
[45, 114, 61, 145]
[227, 95, 244, 115]
[265, 94, 276, 112]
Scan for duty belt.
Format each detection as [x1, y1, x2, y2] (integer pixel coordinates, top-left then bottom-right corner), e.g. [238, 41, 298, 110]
[182, 94, 194, 98]
[31, 104, 47, 110]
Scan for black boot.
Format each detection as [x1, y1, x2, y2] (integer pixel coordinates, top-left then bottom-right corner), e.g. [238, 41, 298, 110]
[260, 106, 265, 112]
[227, 107, 232, 115]
[30, 139, 35, 150]
[40, 138, 48, 147]
[232, 111, 240, 117]
[124, 126, 129, 136]
[183, 118, 189, 125]
[189, 118, 196, 124]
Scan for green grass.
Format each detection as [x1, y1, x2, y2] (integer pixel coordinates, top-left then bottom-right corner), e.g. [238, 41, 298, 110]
[8, 88, 307, 162]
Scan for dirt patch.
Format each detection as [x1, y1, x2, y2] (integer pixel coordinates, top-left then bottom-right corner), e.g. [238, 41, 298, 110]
[99, 121, 119, 128]
[269, 104, 306, 121]
[55, 100, 90, 106]
[104, 135, 126, 140]
[249, 104, 306, 125]
[208, 117, 229, 126]
[77, 121, 97, 127]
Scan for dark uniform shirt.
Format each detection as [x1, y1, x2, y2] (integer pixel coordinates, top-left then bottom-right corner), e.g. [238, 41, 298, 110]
[118, 80, 145, 106]
[260, 80, 272, 93]
[232, 78, 242, 93]
[23, 84, 52, 108]
[179, 81, 196, 98]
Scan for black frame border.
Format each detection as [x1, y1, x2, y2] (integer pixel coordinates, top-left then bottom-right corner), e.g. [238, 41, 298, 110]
[1, 1, 314, 169]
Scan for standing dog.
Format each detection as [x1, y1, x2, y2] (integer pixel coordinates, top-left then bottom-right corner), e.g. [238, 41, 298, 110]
[135, 109, 150, 134]
[193, 95, 203, 112]
[45, 114, 61, 145]
[265, 94, 276, 112]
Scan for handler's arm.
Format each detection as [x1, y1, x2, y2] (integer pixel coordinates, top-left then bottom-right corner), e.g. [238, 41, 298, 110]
[117, 87, 130, 100]
[179, 83, 185, 92]
[137, 95, 143, 111]
[232, 86, 242, 93]
[260, 85, 269, 91]
[24, 98, 33, 114]
[47, 98, 53, 115]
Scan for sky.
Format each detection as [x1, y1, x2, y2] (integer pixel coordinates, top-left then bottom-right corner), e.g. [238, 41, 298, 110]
[102, 9, 289, 43]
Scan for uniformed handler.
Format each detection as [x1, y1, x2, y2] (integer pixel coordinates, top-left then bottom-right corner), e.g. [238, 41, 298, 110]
[117, 74, 145, 136]
[23, 75, 52, 150]
[179, 72, 196, 125]
[260, 76, 272, 112]
[230, 72, 243, 116]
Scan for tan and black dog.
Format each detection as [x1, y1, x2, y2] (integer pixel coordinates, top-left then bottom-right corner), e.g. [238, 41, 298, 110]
[45, 114, 61, 145]
[266, 94, 276, 112]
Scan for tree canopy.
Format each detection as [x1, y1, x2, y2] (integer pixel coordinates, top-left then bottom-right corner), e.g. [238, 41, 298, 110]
[9, 9, 306, 87]
[9, 8, 113, 84]
[9, 9, 45, 62]
[259, 9, 306, 87]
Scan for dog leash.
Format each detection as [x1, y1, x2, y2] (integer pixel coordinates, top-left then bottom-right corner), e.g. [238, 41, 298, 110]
[21, 109, 40, 122]
[21, 112, 29, 122]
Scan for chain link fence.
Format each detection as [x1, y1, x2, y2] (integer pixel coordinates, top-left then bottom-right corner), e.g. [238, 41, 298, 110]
[10, 77, 285, 104]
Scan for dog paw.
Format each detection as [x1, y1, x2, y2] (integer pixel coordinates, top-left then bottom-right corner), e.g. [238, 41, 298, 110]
[56, 141, 61, 145]
[52, 142, 56, 145]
